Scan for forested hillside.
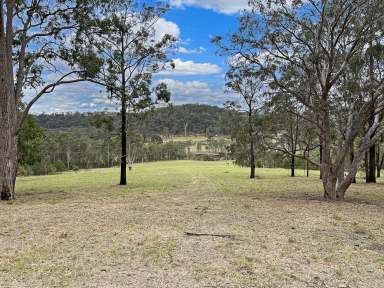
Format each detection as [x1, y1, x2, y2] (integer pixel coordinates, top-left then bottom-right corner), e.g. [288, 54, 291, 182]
[19, 105, 241, 176]
[34, 104, 229, 136]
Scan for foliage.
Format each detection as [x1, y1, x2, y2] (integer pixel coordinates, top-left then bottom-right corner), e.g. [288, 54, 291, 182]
[215, 0, 384, 199]
[227, 112, 264, 167]
[33, 104, 230, 136]
[18, 116, 45, 167]
[0, 0, 102, 199]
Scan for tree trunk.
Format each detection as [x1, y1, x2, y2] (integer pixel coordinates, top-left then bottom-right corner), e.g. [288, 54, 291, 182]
[323, 173, 337, 200]
[0, 9, 18, 200]
[119, 33, 127, 186]
[248, 110, 255, 179]
[290, 154, 295, 177]
[66, 149, 71, 169]
[323, 164, 349, 201]
[366, 37, 376, 183]
[0, 125, 18, 201]
[350, 142, 356, 183]
[337, 159, 345, 191]
[120, 97, 127, 185]
[367, 143, 376, 183]
[377, 152, 383, 178]
[250, 137, 255, 179]
[376, 144, 383, 178]
[319, 133, 323, 180]
[377, 166, 381, 178]
[107, 140, 110, 168]
[336, 175, 349, 200]
[321, 110, 339, 200]
[365, 152, 369, 182]
[336, 146, 365, 200]
[184, 122, 188, 137]
[367, 41, 376, 183]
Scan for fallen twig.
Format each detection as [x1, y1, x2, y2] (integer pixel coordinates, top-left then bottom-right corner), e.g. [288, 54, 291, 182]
[184, 231, 236, 240]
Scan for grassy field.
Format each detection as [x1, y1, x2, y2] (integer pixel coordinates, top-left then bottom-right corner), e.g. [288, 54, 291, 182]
[163, 135, 230, 153]
[1, 161, 384, 288]
[165, 135, 209, 142]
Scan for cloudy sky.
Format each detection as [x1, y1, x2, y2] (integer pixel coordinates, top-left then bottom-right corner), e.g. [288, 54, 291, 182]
[28, 1, 247, 113]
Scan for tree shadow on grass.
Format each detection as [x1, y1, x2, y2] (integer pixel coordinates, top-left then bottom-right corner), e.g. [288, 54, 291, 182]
[15, 189, 71, 204]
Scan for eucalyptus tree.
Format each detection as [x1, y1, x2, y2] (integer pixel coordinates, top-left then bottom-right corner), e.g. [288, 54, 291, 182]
[365, 42, 384, 182]
[215, 0, 384, 200]
[18, 115, 44, 169]
[225, 64, 265, 178]
[264, 98, 303, 177]
[76, 1, 175, 185]
[263, 94, 320, 177]
[89, 113, 116, 168]
[0, 0, 97, 200]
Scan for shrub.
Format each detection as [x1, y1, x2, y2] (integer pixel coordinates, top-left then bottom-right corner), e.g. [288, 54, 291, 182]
[18, 165, 33, 176]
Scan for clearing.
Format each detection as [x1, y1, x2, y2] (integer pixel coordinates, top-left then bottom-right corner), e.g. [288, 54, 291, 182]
[1, 161, 384, 288]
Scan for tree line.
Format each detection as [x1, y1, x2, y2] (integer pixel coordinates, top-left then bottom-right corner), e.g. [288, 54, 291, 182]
[19, 115, 192, 176]
[1, 0, 176, 199]
[2, 0, 384, 201]
[33, 104, 229, 136]
[215, 0, 384, 200]
[19, 107, 318, 176]
[19, 110, 228, 176]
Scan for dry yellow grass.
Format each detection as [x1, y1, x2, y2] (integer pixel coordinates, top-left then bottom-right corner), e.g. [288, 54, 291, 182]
[1, 161, 383, 287]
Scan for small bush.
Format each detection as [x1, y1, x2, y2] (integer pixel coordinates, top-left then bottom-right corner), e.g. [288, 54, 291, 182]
[18, 165, 33, 176]
[54, 161, 66, 172]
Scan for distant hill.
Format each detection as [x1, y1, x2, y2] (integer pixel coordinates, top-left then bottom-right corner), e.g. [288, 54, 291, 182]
[33, 104, 231, 136]
[34, 112, 90, 129]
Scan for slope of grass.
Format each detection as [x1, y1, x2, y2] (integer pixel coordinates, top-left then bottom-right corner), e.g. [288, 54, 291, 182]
[1, 161, 384, 287]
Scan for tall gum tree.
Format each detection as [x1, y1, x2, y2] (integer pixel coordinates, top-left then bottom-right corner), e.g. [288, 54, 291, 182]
[225, 64, 265, 179]
[0, 0, 96, 200]
[214, 0, 384, 200]
[75, 0, 175, 185]
[264, 98, 307, 178]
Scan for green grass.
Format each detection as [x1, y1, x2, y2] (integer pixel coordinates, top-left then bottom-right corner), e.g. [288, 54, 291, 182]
[14, 160, 384, 204]
[13, 161, 316, 204]
[1, 161, 384, 287]
[163, 135, 230, 152]
[165, 135, 209, 142]
[15, 161, 198, 204]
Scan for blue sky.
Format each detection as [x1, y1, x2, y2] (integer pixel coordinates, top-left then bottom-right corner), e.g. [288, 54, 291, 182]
[28, 1, 249, 113]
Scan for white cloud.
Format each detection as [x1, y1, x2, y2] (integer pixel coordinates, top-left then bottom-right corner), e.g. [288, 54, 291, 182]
[26, 82, 117, 113]
[159, 58, 222, 76]
[170, 0, 249, 14]
[170, 0, 304, 14]
[159, 78, 210, 95]
[154, 18, 180, 42]
[25, 18, 181, 113]
[177, 46, 206, 54]
[157, 78, 233, 105]
[27, 77, 233, 112]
